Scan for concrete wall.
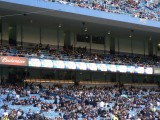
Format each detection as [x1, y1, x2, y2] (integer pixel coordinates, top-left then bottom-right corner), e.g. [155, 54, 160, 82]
[115, 37, 148, 55]
[16, 24, 64, 46]
[2, 22, 9, 42]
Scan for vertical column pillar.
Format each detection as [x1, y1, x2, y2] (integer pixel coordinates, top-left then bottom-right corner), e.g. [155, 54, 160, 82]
[143, 39, 145, 57]
[148, 40, 153, 56]
[117, 38, 120, 54]
[90, 71, 92, 82]
[40, 26, 42, 44]
[2, 22, 9, 44]
[64, 32, 74, 48]
[104, 36, 106, 54]
[116, 73, 121, 90]
[110, 73, 116, 82]
[73, 32, 76, 51]
[110, 36, 115, 54]
[130, 37, 133, 55]
[90, 35, 92, 54]
[21, 25, 23, 46]
[104, 36, 110, 55]
[57, 29, 60, 49]
[105, 73, 111, 82]
[0, 18, 2, 45]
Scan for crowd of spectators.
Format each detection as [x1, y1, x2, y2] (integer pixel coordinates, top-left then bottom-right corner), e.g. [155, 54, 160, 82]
[43, 0, 160, 21]
[0, 43, 160, 67]
[0, 83, 160, 120]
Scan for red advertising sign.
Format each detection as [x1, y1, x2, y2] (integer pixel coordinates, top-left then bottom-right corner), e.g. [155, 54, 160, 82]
[0, 56, 28, 66]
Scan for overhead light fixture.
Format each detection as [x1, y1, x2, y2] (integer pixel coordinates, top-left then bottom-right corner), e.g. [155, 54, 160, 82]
[158, 43, 160, 46]
[58, 24, 61, 28]
[129, 29, 134, 38]
[108, 30, 111, 35]
[84, 27, 87, 32]
[82, 22, 88, 32]
[149, 36, 152, 40]
[129, 34, 132, 38]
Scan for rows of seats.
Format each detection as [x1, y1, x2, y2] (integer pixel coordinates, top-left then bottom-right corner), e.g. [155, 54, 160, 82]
[0, 84, 160, 119]
[43, 0, 160, 21]
[0, 44, 160, 66]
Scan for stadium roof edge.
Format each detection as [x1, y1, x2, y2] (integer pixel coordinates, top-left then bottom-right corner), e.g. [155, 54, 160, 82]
[0, 0, 160, 34]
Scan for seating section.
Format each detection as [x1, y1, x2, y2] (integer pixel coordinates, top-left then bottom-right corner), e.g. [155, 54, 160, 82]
[0, 44, 160, 66]
[0, 84, 160, 119]
[44, 0, 160, 21]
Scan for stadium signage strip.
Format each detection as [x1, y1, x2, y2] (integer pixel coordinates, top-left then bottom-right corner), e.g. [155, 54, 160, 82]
[153, 68, 160, 74]
[0, 56, 154, 74]
[0, 56, 28, 66]
[28, 58, 153, 74]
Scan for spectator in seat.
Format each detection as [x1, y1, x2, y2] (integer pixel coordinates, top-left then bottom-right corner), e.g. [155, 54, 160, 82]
[1, 113, 9, 120]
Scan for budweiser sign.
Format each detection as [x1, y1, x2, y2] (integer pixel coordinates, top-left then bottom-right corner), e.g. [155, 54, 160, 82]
[0, 56, 28, 66]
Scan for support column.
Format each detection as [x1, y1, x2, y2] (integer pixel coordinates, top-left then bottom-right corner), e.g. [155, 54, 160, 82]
[40, 26, 42, 44]
[104, 36, 110, 55]
[0, 19, 2, 45]
[104, 36, 106, 55]
[90, 35, 92, 54]
[21, 25, 23, 46]
[90, 71, 92, 82]
[117, 38, 120, 54]
[73, 32, 76, 51]
[143, 39, 145, 57]
[110, 36, 115, 54]
[64, 32, 74, 48]
[110, 73, 116, 82]
[130, 37, 133, 55]
[57, 29, 60, 49]
[148, 40, 153, 56]
[2, 22, 9, 44]
[117, 73, 121, 90]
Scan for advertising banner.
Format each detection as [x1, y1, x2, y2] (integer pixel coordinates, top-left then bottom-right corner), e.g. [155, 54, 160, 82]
[27, 58, 154, 74]
[144, 67, 153, 74]
[117, 65, 127, 73]
[153, 68, 160, 74]
[0, 56, 28, 66]
[53, 60, 65, 69]
[64, 61, 76, 69]
[86, 63, 97, 71]
[41, 59, 53, 68]
[97, 64, 107, 71]
[28, 58, 41, 67]
[107, 64, 117, 72]
[135, 66, 144, 74]
[127, 66, 135, 73]
[76, 62, 87, 70]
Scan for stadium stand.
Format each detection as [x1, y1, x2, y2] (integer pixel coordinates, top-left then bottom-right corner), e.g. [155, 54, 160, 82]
[44, 0, 160, 21]
[0, 0, 160, 119]
[0, 43, 159, 66]
[0, 84, 160, 120]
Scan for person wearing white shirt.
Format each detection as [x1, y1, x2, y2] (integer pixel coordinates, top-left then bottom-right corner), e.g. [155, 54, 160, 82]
[100, 101, 105, 108]
[16, 94, 20, 100]
[27, 90, 30, 96]
[17, 110, 22, 118]
[157, 101, 160, 106]
[3, 111, 8, 116]
[12, 90, 16, 95]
